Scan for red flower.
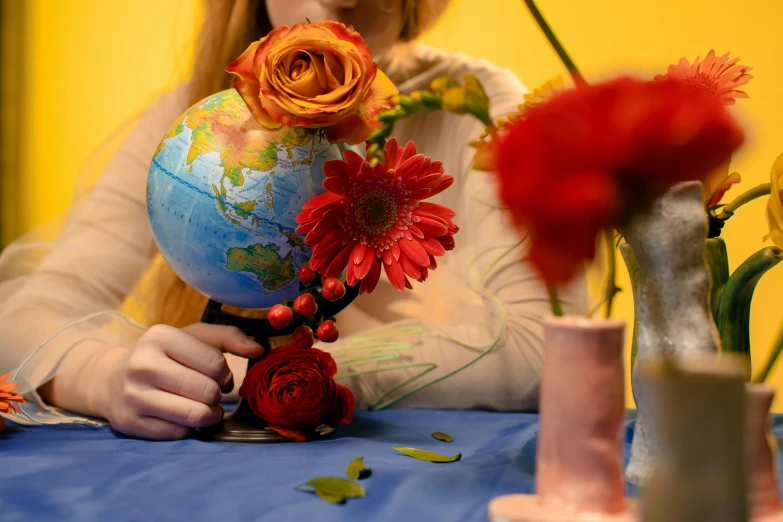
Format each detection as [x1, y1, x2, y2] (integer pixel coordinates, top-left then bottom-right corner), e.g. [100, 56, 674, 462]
[238, 345, 354, 442]
[496, 77, 744, 285]
[296, 138, 458, 293]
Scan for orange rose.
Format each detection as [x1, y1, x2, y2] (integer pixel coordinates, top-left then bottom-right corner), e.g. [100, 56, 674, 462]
[226, 21, 397, 145]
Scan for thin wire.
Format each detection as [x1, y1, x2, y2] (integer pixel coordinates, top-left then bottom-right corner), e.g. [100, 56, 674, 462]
[336, 240, 519, 410]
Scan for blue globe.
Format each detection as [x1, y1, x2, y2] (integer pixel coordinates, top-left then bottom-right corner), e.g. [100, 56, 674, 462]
[147, 89, 354, 309]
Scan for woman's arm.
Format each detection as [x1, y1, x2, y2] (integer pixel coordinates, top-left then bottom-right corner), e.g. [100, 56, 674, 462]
[0, 86, 190, 413]
[38, 323, 264, 440]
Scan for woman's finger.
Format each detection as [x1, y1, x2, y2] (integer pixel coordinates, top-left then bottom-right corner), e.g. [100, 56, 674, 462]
[147, 326, 233, 386]
[145, 358, 223, 406]
[115, 416, 190, 441]
[181, 323, 265, 358]
[139, 388, 224, 428]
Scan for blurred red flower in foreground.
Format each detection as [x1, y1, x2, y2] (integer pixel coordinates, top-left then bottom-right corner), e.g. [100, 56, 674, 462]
[496, 77, 744, 285]
[0, 373, 25, 432]
[296, 138, 457, 293]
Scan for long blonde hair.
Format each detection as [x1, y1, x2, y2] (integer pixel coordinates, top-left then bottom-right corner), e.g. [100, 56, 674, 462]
[147, 0, 450, 327]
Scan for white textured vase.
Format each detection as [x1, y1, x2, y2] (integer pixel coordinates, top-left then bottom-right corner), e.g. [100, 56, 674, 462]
[745, 383, 783, 521]
[622, 181, 722, 487]
[489, 317, 635, 522]
[641, 354, 748, 522]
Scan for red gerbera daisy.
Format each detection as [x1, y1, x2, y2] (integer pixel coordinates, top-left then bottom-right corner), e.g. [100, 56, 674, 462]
[296, 138, 457, 294]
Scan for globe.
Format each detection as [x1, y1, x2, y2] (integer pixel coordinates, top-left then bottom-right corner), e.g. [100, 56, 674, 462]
[147, 89, 355, 309]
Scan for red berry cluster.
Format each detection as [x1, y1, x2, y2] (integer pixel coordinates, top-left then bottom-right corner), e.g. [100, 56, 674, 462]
[266, 265, 348, 346]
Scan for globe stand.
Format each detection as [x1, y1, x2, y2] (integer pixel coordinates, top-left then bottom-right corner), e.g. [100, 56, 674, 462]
[195, 283, 360, 443]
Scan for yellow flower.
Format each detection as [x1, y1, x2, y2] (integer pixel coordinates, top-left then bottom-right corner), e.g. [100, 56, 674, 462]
[519, 75, 565, 114]
[766, 152, 783, 248]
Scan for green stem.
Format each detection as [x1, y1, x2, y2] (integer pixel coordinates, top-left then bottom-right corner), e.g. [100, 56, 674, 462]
[715, 246, 783, 360]
[523, 0, 619, 318]
[753, 322, 783, 383]
[603, 230, 618, 318]
[522, 0, 587, 87]
[716, 183, 771, 220]
[548, 286, 564, 316]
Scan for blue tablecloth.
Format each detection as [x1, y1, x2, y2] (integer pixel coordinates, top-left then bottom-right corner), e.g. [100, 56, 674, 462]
[3, 410, 781, 522]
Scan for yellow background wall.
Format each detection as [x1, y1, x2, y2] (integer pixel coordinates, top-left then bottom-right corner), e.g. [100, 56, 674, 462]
[13, 0, 783, 407]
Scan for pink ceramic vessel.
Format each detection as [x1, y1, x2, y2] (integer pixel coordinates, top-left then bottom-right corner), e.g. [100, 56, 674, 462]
[746, 383, 783, 522]
[489, 316, 636, 522]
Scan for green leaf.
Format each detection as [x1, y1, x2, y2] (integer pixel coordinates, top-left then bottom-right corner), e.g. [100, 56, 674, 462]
[431, 431, 453, 443]
[315, 489, 345, 504]
[295, 477, 365, 499]
[346, 457, 372, 480]
[393, 446, 461, 463]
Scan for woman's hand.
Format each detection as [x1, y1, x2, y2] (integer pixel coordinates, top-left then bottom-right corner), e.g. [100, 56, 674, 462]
[104, 323, 264, 440]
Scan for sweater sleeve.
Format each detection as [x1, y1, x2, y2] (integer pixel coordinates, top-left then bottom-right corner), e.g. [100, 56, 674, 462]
[330, 57, 589, 411]
[0, 86, 189, 424]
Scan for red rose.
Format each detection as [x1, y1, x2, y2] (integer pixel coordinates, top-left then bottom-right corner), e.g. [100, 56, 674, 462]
[496, 77, 744, 285]
[238, 344, 354, 442]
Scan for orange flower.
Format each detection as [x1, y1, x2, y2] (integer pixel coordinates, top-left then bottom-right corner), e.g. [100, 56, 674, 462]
[0, 373, 25, 432]
[655, 49, 753, 105]
[226, 20, 397, 145]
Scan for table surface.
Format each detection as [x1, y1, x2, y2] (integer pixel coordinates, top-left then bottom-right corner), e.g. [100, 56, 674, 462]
[3, 409, 781, 522]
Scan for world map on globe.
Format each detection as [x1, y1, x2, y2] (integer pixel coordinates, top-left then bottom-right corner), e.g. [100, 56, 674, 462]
[147, 88, 355, 309]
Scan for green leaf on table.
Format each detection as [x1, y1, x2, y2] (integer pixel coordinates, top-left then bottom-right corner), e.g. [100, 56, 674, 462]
[295, 477, 365, 500]
[431, 431, 453, 443]
[315, 489, 345, 504]
[346, 457, 372, 480]
[393, 446, 461, 463]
